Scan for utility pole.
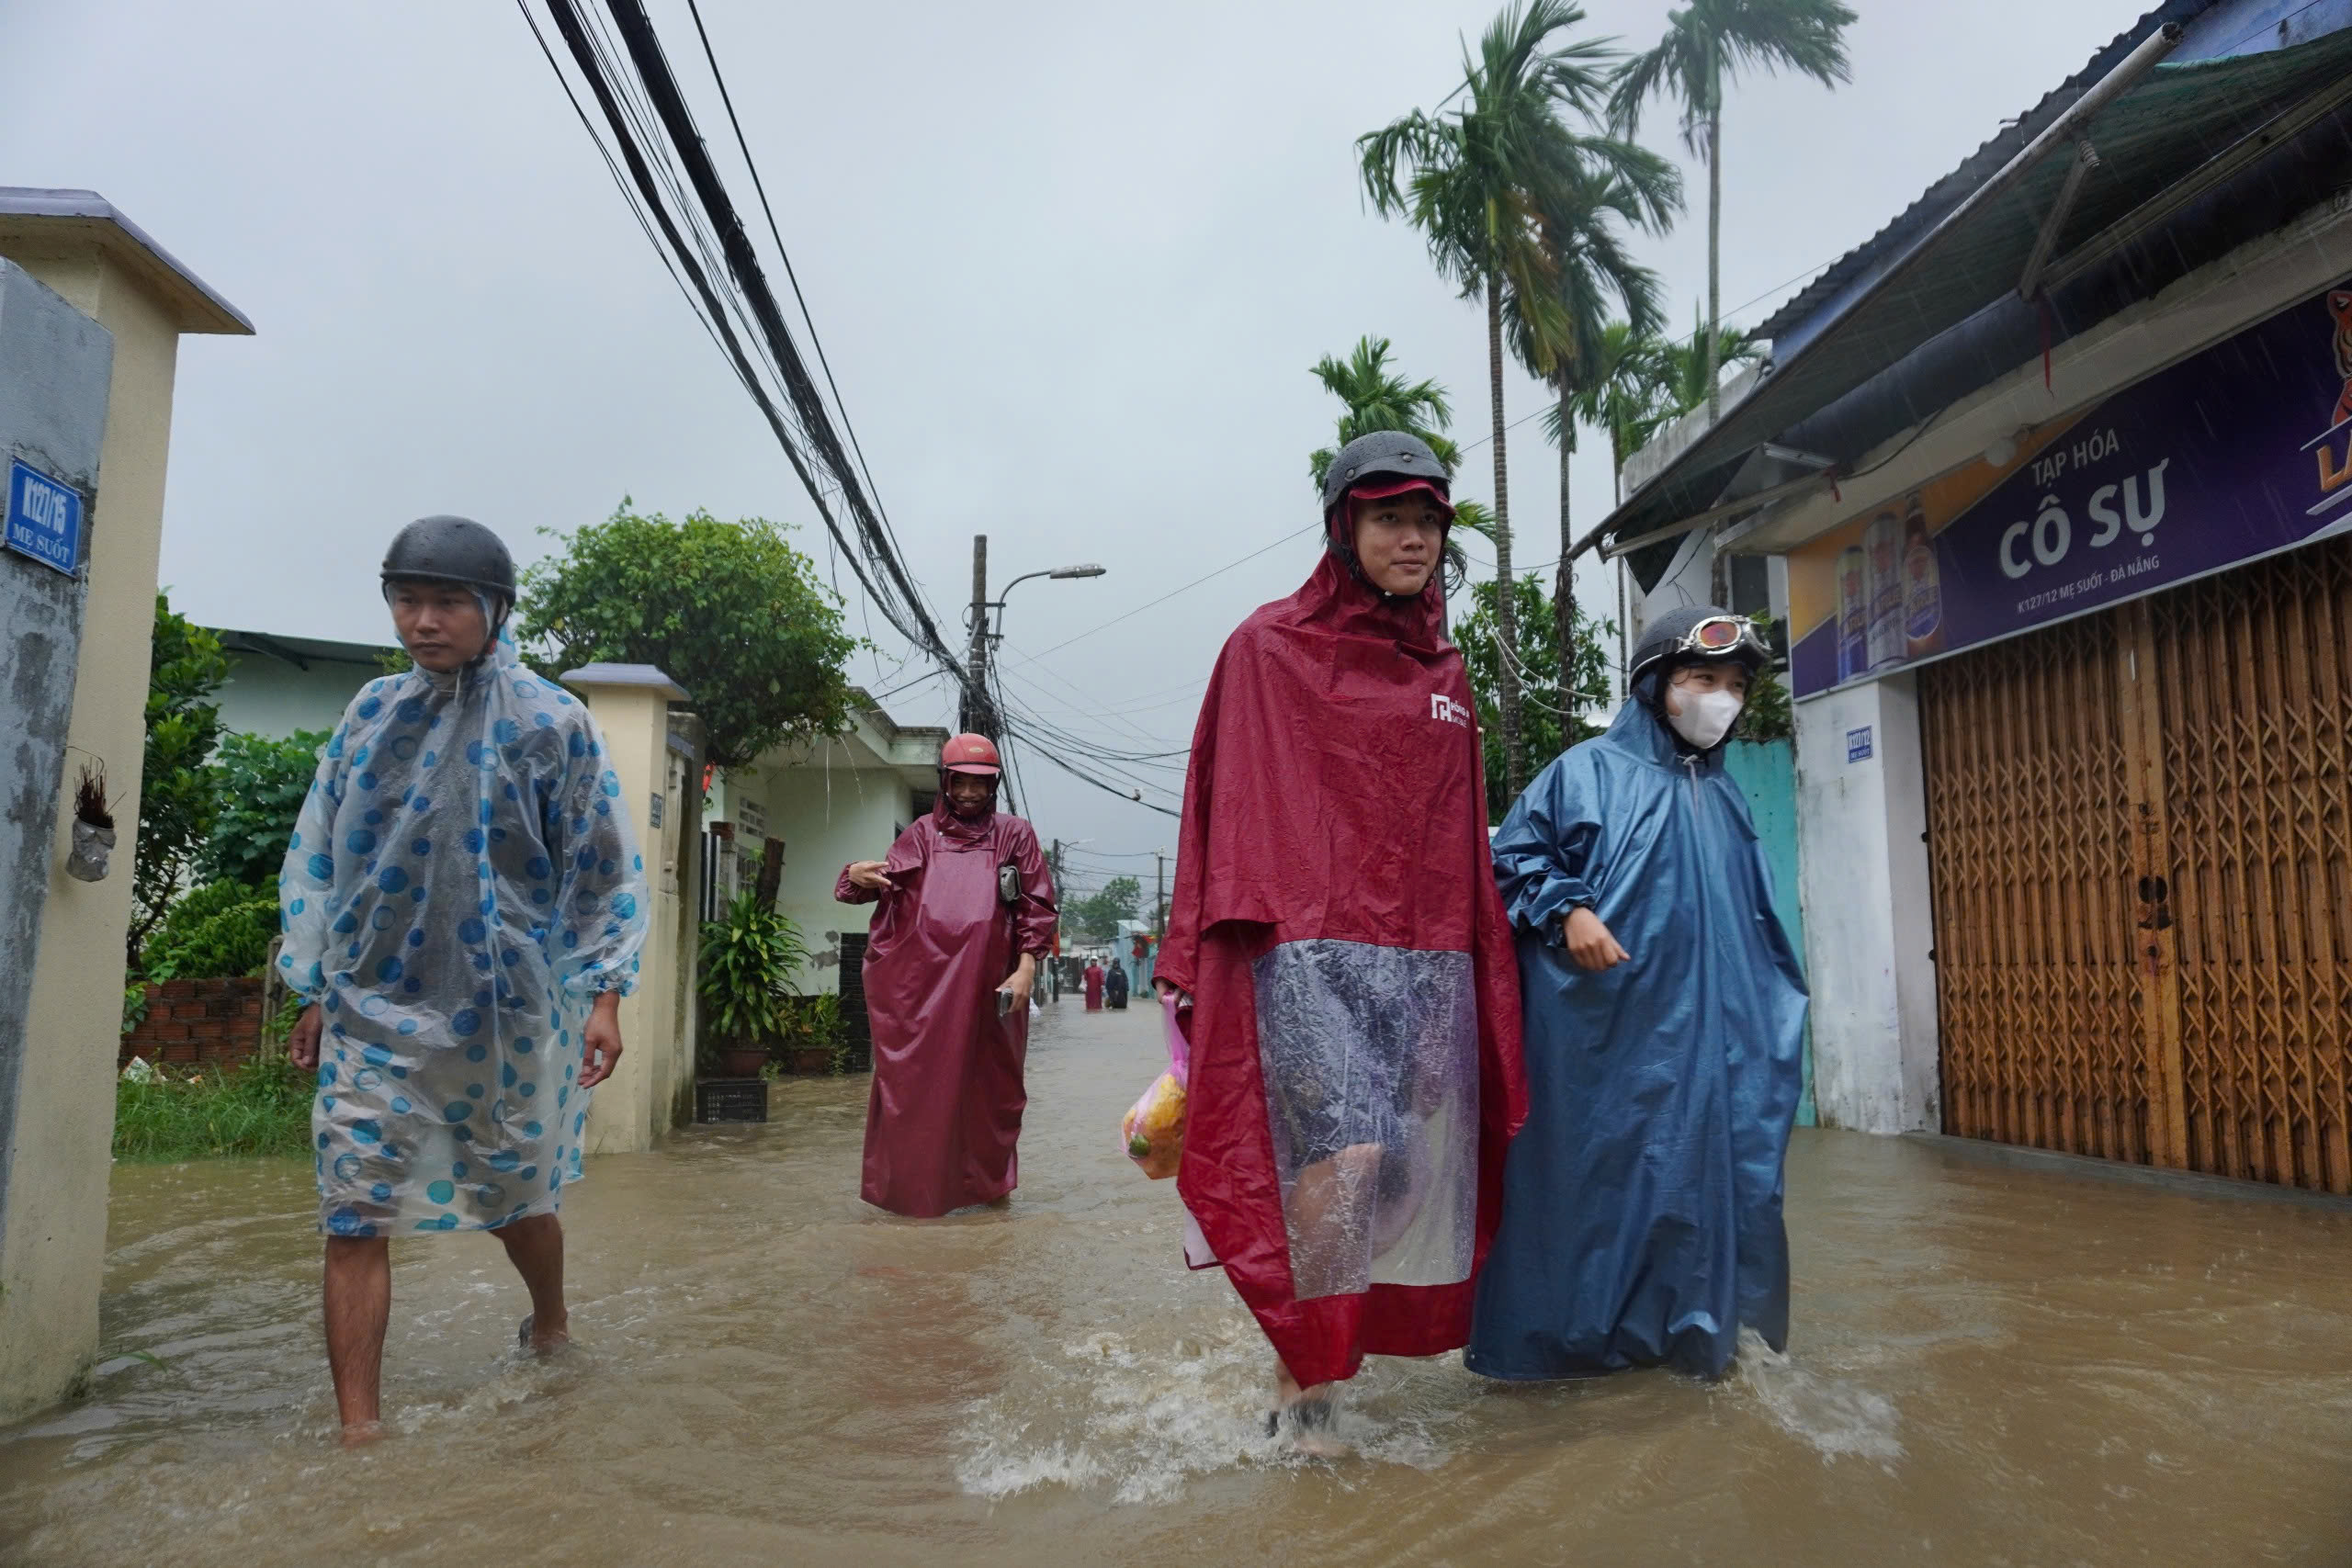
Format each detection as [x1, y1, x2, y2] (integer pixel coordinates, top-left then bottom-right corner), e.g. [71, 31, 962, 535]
[961, 533, 996, 739]
[1155, 850, 1166, 937]
[1049, 837, 1063, 1003]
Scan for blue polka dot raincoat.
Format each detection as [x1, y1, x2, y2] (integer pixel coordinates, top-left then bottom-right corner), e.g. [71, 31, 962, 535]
[278, 626, 648, 1237]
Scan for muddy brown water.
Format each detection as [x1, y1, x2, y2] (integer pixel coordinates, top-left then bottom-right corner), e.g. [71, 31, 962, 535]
[3, 1003, 2349, 1565]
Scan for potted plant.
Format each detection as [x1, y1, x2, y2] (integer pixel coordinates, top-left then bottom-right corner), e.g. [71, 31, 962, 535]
[775, 992, 847, 1075]
[696, 890, 808, 1077]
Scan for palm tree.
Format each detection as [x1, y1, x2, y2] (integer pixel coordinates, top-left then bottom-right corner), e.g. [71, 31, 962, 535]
[1507, 156, 1677, 699]
[1359, 0, 1632, 795]
[1550, 321, 1665, 504]
[1306, 335, 1462, 492]
[1656, 304, 1764, 421]
[1611, 0, 1854, 422]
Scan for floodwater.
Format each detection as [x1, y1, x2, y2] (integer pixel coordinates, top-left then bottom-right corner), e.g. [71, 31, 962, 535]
[4, 1006, 2350, 1566]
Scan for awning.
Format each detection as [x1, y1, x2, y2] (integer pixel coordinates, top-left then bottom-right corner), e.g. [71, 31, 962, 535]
[1595, 18, 2352, 582]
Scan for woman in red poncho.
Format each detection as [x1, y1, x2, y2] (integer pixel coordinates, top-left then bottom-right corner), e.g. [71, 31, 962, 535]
[1155, 432, 1526, 1440]
[837, 734, 1057, 1216]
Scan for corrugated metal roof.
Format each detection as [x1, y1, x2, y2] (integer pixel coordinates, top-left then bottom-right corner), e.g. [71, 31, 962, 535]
[1602, 21, 2352, 561]
[1757, 1, 2216, 342]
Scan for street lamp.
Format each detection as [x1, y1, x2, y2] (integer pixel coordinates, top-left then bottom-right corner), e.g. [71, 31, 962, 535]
[961, 543, 1107, 740]
[1001, 562, 1107, 596]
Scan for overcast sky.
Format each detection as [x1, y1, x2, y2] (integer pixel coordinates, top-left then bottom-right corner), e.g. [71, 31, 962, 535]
[6, 0, 2139, 890]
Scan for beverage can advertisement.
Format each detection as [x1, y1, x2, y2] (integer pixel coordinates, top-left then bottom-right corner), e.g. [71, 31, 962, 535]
[1783, 277, 2352, 699]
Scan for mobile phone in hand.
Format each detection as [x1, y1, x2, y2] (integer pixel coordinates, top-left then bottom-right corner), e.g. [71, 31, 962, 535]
[995, 987, 1015, 1017]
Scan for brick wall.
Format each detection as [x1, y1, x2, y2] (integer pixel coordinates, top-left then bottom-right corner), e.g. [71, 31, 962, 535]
[119, 976, 267, 1069]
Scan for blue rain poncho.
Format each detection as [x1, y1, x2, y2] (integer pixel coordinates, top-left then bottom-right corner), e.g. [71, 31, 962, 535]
[1464, 699, 1808, 1381]
[278, 625, 648, 1238]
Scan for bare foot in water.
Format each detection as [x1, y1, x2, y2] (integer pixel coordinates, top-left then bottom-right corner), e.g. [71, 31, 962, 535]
[338, 1420, 386, 1449]
[518, 1314, 571, 1356]
[1271, 1360, 1350, 1456]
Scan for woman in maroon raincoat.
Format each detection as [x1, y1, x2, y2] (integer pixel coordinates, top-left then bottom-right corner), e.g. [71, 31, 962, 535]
[1156, 432, 1526, 1438]
[837, 734, 1057, 1216]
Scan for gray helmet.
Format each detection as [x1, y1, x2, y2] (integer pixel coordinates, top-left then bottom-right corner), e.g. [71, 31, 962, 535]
[1628, 604, 1769, 685]
[1319, 430, 1452, 516]
[381, 515, 515, 604]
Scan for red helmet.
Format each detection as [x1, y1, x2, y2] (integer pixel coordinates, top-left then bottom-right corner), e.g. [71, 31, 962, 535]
[940, 732, 1001, 776]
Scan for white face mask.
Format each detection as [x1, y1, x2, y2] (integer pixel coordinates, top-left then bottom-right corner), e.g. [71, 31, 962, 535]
[1667, 685, 1744, 749]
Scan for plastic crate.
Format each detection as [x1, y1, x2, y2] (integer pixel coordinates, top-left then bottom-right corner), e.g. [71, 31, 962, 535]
[695, 1077, 768, 1123]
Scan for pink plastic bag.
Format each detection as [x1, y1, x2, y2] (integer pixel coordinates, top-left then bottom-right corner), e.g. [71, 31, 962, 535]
[1120, 993, 1192, 1179]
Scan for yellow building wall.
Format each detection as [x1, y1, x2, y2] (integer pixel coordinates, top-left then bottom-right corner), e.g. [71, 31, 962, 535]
[571, 680, 694, 1156]
[0, 253, 185, 1419]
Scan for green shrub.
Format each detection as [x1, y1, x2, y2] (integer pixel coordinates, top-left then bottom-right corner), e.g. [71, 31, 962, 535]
[201, 729, 329, 888]
[143, 879, 277, 981]
[777, 991, 849, 1072]
[113, 1055, 312, 1161]
[696, 891, 809, 1063]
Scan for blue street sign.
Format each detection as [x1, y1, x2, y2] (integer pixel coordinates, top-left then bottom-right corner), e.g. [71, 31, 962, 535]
[5, 459, 84, 577]
[1846, 726, 1874, 763]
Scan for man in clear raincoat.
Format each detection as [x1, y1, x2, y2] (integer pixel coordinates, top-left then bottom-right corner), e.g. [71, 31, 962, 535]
[279, 515, 648, 1438]
[1465, 604, 1809, 1382]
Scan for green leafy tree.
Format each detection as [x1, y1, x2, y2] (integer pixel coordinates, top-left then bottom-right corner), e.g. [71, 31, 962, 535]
[130, 594, 231, 966]
[1360, 0, 1650, 798]
[1457, 573, 1614, 818]
[1072, 874, 1143, 941]
[1611, 0, 1855, 421]
[1306, 336, 1462, 491]
[518, 503, 859, 769]
[200, 728, 329, 889]
[141, 879, 277, 981]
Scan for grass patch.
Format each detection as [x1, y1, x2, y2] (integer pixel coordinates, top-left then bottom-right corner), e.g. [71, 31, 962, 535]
[113, 1055, 313, 1161]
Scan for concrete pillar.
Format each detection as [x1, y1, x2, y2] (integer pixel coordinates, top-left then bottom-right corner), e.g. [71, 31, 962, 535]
[0, 191, 250, 1422]
[1792, 673, 1940, 1134]
[560, 663, 693, 1156]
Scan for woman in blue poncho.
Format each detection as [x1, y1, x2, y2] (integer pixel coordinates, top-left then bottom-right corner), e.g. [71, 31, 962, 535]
[1465, 604, 1809, 1382]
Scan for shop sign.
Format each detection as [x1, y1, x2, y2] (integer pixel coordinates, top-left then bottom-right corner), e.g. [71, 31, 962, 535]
[1788, 278, 2352, 698]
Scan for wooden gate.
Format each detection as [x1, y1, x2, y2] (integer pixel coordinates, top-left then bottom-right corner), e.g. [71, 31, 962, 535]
[1920, 536, 2352, 1193]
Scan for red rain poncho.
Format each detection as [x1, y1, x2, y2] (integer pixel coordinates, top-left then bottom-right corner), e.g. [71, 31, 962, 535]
[836, 797, 1057, 1216]
[1157, 548, 1527, 1388]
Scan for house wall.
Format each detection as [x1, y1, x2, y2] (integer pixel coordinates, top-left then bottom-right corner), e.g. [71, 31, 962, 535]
[727, 758, 912, 994]
[1792, 676, 1939, 1134]
[214, 649, 378, 739]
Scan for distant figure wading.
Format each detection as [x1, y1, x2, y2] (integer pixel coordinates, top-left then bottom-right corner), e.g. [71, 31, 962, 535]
[837, 734, 1057, 1217]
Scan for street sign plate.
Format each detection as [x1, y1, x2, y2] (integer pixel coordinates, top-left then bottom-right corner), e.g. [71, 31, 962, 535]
[4, 459, 84, 577]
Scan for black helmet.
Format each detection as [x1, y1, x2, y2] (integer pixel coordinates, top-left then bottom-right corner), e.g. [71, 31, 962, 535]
[381, 515, 515, 604]
[1628, 604, 1770, 686]
[1319, 430, 1452, 517]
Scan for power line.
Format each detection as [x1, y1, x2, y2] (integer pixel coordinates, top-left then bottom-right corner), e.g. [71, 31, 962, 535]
[526, 1, 1187, 824]
[594, 0, 965, 676]
[1001, 523, 1320, 672]
[680, 0, 904, 567]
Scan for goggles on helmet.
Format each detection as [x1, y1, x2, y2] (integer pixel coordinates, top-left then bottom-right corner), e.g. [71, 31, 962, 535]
[1637, 615, 1769, 680]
